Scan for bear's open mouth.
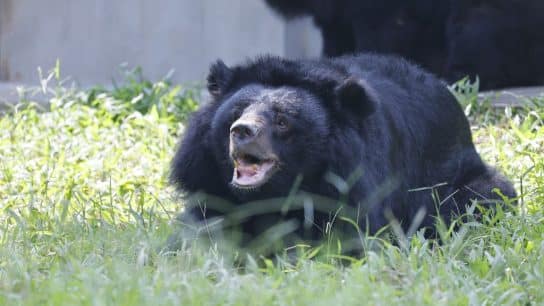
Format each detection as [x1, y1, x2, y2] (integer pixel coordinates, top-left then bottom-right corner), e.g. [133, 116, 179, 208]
[231, 153, 278, 189]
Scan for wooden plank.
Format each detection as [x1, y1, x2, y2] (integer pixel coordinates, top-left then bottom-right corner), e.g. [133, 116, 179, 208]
[480, 86, 544, 107]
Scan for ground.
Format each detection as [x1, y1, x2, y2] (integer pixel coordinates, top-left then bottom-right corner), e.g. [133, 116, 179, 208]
[0, 70, 543, 305]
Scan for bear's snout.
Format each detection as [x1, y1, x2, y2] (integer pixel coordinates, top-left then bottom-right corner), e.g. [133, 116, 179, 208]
[228, 113, 279, 189]
[230, 120, 261, 145]
[229, 115, 272, 160]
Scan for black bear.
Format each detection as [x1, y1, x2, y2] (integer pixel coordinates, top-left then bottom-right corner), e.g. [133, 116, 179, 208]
[264, 0, 544, 90]
[446, 0, 544, 89]
[264, 0, 449, 76]
[170, 54, 515, 250]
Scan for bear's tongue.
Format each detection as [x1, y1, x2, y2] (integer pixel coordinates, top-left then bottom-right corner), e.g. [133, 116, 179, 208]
[233, 158, 275, 187]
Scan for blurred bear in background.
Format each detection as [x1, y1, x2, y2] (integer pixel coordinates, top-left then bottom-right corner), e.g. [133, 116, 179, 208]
[264, 0, 544, 90]
[265, 0, 448, 76]
[446, 0, 544, 89]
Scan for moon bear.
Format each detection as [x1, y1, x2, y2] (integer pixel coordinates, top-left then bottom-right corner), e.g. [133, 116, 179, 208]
[170, 54, 515, 248]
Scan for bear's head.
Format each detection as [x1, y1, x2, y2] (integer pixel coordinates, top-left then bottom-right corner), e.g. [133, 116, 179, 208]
[204, 57, 377, 200]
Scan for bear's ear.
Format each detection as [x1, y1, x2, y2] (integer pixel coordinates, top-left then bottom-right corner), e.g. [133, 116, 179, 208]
[207, 60, 233, 98]
[334, 77, 377, 117]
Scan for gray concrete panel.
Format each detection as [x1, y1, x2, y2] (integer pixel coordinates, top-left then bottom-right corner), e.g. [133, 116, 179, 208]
[0, 0, 313, 85]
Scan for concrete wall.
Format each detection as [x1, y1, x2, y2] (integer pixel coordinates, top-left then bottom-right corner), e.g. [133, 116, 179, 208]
[0, 0, 321, 86]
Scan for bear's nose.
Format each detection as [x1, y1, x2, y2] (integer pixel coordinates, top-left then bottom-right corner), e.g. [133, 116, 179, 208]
[230, 121, 260, 143]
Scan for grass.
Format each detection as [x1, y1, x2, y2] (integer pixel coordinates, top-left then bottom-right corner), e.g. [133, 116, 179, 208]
[0, 69, 543, 305]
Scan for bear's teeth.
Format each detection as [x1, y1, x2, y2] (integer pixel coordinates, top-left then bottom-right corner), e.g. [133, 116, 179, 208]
[231, 159, 277, 188]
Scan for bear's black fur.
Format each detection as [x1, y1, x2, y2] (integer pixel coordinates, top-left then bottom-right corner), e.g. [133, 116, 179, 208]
[264, 0, 544, 90]
[170, 54, 515, 249]
[446, 0, 544, 89]
[264, 0, 449, 75]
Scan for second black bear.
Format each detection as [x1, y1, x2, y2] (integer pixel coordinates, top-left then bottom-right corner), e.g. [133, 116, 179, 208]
[264, 0, 544, 90]
[446, 0, 544, 89]
[170, 54, 515, 247]
[264, 0, 448, 76]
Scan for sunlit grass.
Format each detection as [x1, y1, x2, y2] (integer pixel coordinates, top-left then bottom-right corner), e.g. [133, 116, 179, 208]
[0, 72, 543, 305]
